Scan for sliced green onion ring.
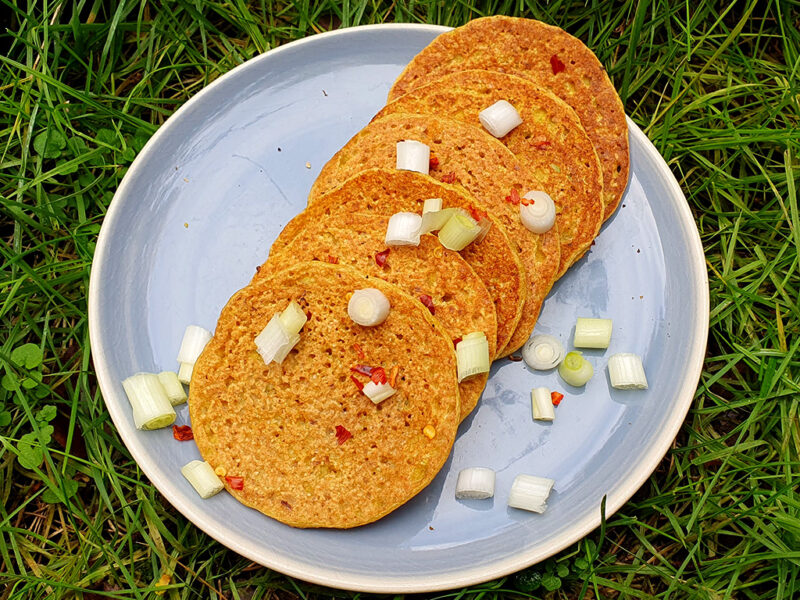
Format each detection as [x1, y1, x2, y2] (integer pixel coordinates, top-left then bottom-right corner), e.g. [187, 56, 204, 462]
[508, 474, 555, 513]
[419, 207, 458, 235]
[396, 140, 430, 174]
[385, 212, 422, 246]
[608, 353, 648, 389]
[479, 100, 523, 138]
[362, 381, 397, 404]
[157, 371, 187, 406]
[531, 387, 555, 421]
[280, 301, 308, 335]
[438, 210, 481, 251]
[474, 216, 493, 243]
[255, 314, 299, 365]
[348, 288, 391, 326]
[456, 332, 490, 382]
[177, 325, 212, 365]
[177, 362, 194, 385]
[573, 317, 613, 349]
[181, 460, 224, 499]
[122, 372, 176, 430]
[520, 191, 556, 234]
[558, 351, 594, 387]
[455, 467, 496, 499]
[522, 334, 565, 370]
[422, 198, 443, 214]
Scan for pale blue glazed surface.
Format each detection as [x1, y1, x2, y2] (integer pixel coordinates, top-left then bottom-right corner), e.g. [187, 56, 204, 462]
[89, 24, 708, 593]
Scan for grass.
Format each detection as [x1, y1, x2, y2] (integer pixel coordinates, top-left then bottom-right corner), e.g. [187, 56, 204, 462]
[1, 0, 798, 598]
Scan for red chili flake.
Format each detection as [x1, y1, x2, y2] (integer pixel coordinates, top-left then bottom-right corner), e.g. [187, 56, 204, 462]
[225, 476, 244, 490]
[375, 248, 390, 267]
[350, 364, 374, 376]
[550, 55, 566, 74]
[453, 336, 462, 347]
[419, 294, 435, 315]
[440, 172, 457, 184]
[505, 188, 521, 205]
[520, 195, 533, 207]
[508, 354, 523, 362]
[335, 425, 352, 445]
[551, 391, 564, 406]
[325, 255, 339, 264]
[172, 425, 194, 441]
[429, 156, 440, 169]
[388, 366, 400, 387]
[350, 375, 364, 391]
[353, 342, 365, 359]
[281, 500, 292, 510]
[534, 140, 552, 150]
[467, 206, 488, 222]
[305, 310, 312, 320]
[370, 367, 387, 385]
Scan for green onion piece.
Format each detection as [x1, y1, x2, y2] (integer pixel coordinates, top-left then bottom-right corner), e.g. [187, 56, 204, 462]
[122, 373, 177, 430]
[176, 325, 212, 364]
[181, 460, 224, 499]
[573, 317, 613, 349]
[558, 351, 594, 387]
[177, 362, 193, 385]
[419, 207, 458, 235]
[422, 198, 443, 214]
[531, 387, 555, 421]
[508, 474, 555, 513]
[348, 288, 391, 326]
[438, 210, 481, 251]
[280, 301, 308, 335]
[474, 217, 493, 243]
[455, 467, 495, 499]
[157, 371, 187, 405]
[608, 353, 648, 389]
[456, 332, 490, 382]
[255, 314, 300, 365]
[463, 331, 486, 341]
[362, 381, 396, 404]
[522, 334, 565, 370]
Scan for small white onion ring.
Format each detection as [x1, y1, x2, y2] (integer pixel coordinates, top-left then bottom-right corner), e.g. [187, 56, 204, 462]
[522, 334, 565, 370]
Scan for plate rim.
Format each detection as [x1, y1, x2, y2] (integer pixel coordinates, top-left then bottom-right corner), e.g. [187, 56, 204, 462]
[88, 23, 709, 593]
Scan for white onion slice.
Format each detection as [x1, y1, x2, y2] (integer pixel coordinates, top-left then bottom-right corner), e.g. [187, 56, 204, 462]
[422, 198, 442, 214]
[479, 100, 523, 138]
[181, 460, 224, 499]
[122, 373, 176, 430]
[157, 371, 187, 406]
[280, 301, 308, 335]
[419, 207, 458, 235]
[255, 314, 299, 365]
[508, 474, 555, 513]
[558, 351, 594, 387]
[456, 332, 490, 382]
[522, 334, 565, 370]
[348, 288, 390, 326]
[520, 191, 556, 234]
[608, 353, 649, 389]
[396, 140, 430, 174]
[455, 467, 496, 499]
[362, 380, 397, 404]
[385, 212, 422, 246]
[176, 325, 212, 365]
[177, 362, 193, 385]
[574, 317, 613, 348]
[531, 387, 555, 421]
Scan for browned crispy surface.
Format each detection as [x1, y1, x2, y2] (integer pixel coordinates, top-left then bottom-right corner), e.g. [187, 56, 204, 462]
[388, 16, 629, 220]
[254, 215, 496, 420]
[308, 115, 560, 356]
[377, 70, 603, 276]
[270, 168, 525, 357]
[190, 262, 459, 529]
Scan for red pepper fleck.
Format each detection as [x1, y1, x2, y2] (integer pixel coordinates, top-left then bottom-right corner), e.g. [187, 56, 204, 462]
[172, 425, 194, 441]
[551, 391, 564, 406]
[350, 375, 364, 391]
[225, 476, 244, 490]
[453, 336, 462, 347]
[375, 248, 390, 267]
[467, 206, 488, 222]
[505, 188, 521, 205]
[419, 294, 435, 315]
[281, 500, 292, 510]
[429, 156, 440, 169]
[326, 255, 339, 264]
[370, 367, 387, 385]
[440, 172, 457, 184]
[353, 342, 365, 359]
[534, 140, 552, 150]
[335, 425, 352, 445]
[350, 364, 374, 376]
[550, 55, 566, 75]
[388, 366, 400, 387]
[305, 310, 312, 320]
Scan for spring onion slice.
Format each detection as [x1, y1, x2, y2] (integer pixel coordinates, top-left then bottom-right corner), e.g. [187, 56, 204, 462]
[520, 191, 556, 234]
[362, 380, 397, 404]
[455, 467, 496, 500]
[573, 317, 613, 349]
[479, 100, 523, 138]
[419, 207, 458, 235]
[608, 353, 648, 389]
[396, 140, 430, 174]
[531, 387, 555, 421]
[522, 334, 565, 370]
[474, 216, 493, 243]
[422, 198, 443, 214]
[385, 212, 422, 246]
[456, 332, 490, 382]
[122, 373, 177, 430]
[438, 210, 481, 251]
[181, 460, 224, 499]
[348, 288, 391, 326]
[508, 474, 555, 513]
[558, 351, 594, 387]
[157, 371, 187, 406]
[280, 301, 307, 335]
[176, 325, 212, 365]
[255, 314, 299, 365]
[177, 362, 194, 385]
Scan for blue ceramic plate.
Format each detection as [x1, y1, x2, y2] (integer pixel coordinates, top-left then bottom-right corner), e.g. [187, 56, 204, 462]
[89, 24, 709, 593]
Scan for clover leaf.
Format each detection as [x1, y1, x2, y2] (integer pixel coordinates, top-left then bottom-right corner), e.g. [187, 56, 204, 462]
[17, 432, 44, 469]
[33, 129, 67, 159]
[35, 404, 56, 423]
[41, 479, 79, 504]
[10, 343, 43, 369]
[540, 572, 562, 591]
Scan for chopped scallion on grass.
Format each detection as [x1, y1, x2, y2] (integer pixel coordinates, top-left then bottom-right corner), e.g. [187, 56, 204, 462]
[438, 210, 481, 251]
[255, 313, 300, 365]
[181, 460, 224, 499]
[522, 334, 565, 370]
[157, 371, 187, 406]
[385, 212, 422, 246]
[396, 140, 430, 174]
[531, 387, 555, 421]
[122, 373, 176, 430]
[608, 353, 649, 389]
[479, 100, 523, 138]
[508, 474, 555, 513]
[520, 191, 556, 234]
[280, 301, 308, 335]
[574, 317, 613, 348]
[456, 332, 490, 382]
[558, 351, 594, 387]
[348, 288, 390, 326]
[455, 467, 496, 499]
